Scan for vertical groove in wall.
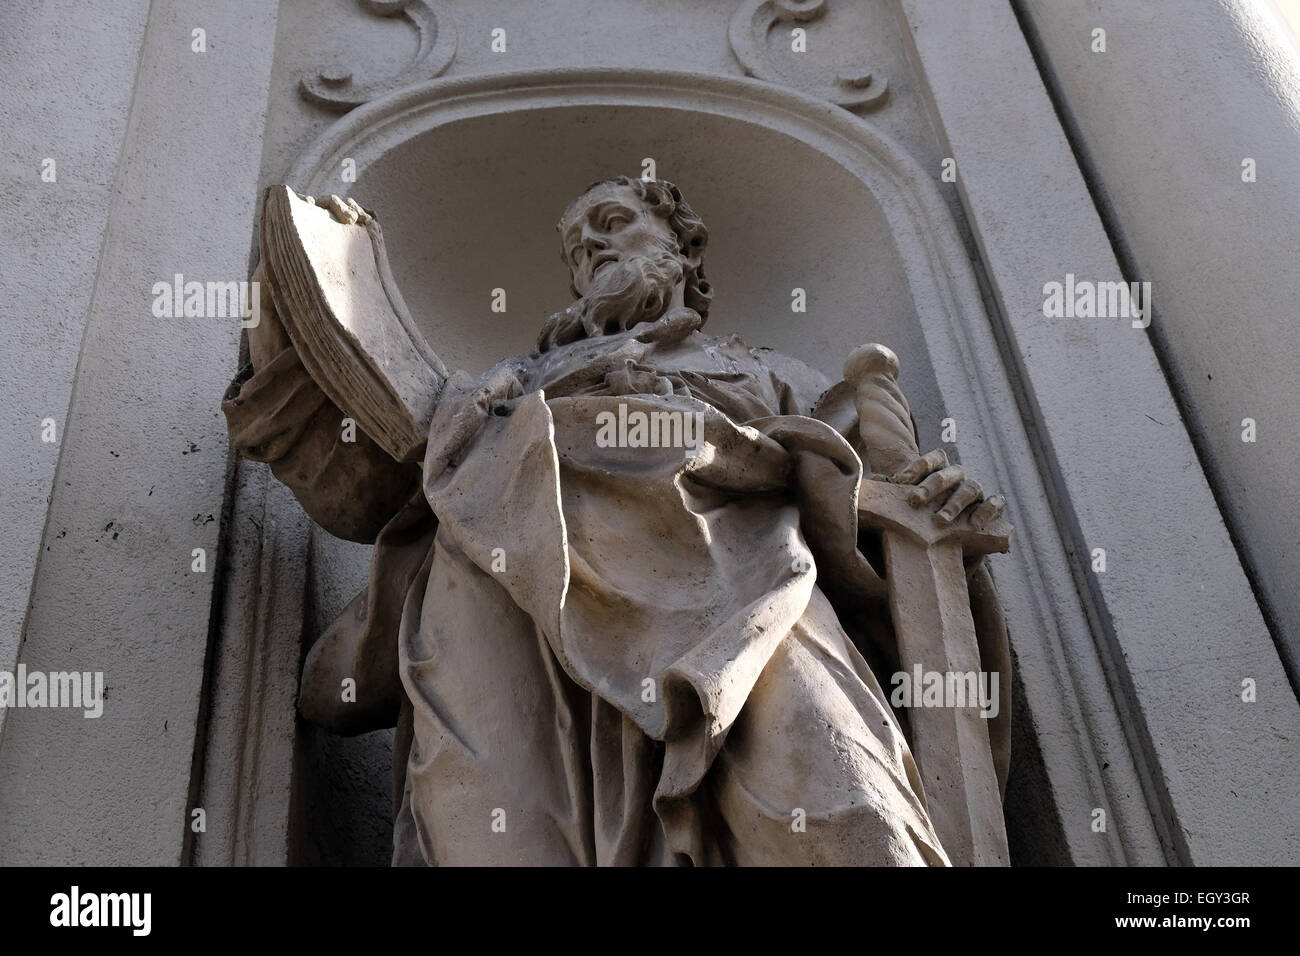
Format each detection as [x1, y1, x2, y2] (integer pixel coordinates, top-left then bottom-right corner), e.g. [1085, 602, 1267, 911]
[182, 440, 242, 865]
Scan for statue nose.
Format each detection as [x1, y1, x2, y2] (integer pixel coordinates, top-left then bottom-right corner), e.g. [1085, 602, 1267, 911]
[581, 226, 609, 253]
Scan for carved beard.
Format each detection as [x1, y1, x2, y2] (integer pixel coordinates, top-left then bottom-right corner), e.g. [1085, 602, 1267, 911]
[535, 247, 687, 354]
[576, 249, 684, 337]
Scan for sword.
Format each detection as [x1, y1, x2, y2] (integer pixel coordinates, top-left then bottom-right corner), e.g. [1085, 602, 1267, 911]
[845, 344, 1012, 866]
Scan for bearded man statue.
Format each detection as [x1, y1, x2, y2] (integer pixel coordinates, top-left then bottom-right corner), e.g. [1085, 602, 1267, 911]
[222, 176, 1012, 866]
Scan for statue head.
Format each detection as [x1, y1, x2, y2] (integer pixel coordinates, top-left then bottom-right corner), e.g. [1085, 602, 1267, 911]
[552, 177, 711, 341]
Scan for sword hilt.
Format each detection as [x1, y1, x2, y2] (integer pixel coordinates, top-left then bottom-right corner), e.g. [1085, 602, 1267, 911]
[844, 343, 919, 477]
[857, 480, 1012, 555]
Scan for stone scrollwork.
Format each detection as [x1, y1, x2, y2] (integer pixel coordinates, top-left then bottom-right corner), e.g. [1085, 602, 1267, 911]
[299, 0, 457, 113]
[728, 0, 888, 111]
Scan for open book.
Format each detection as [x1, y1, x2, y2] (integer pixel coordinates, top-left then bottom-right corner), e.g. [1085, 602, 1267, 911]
[259, 186, 447, 462]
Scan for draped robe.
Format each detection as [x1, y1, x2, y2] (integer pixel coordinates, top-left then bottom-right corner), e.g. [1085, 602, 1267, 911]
[223, 323, 1011, 866]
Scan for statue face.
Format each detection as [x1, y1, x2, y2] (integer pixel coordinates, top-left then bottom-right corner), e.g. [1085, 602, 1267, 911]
[560, 183, 680, 296]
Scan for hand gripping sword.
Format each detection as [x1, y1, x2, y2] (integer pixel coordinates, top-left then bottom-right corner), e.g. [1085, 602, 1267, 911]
[845, 344, 1012, 867]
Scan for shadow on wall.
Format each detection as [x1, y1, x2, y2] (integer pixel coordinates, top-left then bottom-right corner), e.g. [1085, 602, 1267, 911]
[290, 725, 395, 866]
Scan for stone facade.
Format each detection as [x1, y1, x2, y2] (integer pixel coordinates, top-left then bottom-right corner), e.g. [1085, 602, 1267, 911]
[1, 0, 1297, 866]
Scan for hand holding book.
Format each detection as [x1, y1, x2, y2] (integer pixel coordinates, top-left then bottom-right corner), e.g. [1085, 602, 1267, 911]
[258, 186, 449, 462]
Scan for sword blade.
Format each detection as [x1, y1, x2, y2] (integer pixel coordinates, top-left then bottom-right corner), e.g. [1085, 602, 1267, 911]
[881, 532, 1009, 866]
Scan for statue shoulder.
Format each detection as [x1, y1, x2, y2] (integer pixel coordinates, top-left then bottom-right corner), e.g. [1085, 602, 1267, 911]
[693, 333, 833, 416]
[755, 347, 833, 390]
[732, 338, 835, 412]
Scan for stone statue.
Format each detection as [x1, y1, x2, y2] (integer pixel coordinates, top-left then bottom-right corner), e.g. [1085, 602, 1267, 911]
[223, 176, 1013, 866]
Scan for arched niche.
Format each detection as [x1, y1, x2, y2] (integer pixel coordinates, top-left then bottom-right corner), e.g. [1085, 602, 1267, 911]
[345, 106, 933, 406]
[268, 69, 1141, 867]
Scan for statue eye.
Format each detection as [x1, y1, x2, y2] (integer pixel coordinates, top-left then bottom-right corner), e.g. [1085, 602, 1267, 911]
[603, 213, 630, 231]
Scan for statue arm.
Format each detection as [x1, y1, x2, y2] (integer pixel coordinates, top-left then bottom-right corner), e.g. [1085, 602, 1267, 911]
[222, 260, 421, 543]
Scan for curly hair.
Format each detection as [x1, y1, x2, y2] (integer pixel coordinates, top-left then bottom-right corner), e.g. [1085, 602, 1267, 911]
[557, 176, 712, 321]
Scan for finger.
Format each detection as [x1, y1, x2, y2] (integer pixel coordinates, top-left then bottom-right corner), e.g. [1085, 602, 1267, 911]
[970, 494, 1006, 530]
[908, 464, 964, 506]
[345, 197, 372, 224]
[537, 308, 583, 351]
[893, 448, 948, 485]
[634, 307, 702, 344]
[474, 368, 522, 411]
[537, 320, 560, 351]
[935, 479, 984, 525]
[327, 194, 358, 224]
[330, 195, 358, 223]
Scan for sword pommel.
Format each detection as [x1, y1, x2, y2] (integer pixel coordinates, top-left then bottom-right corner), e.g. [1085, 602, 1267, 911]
[844, 342, 900, 383]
